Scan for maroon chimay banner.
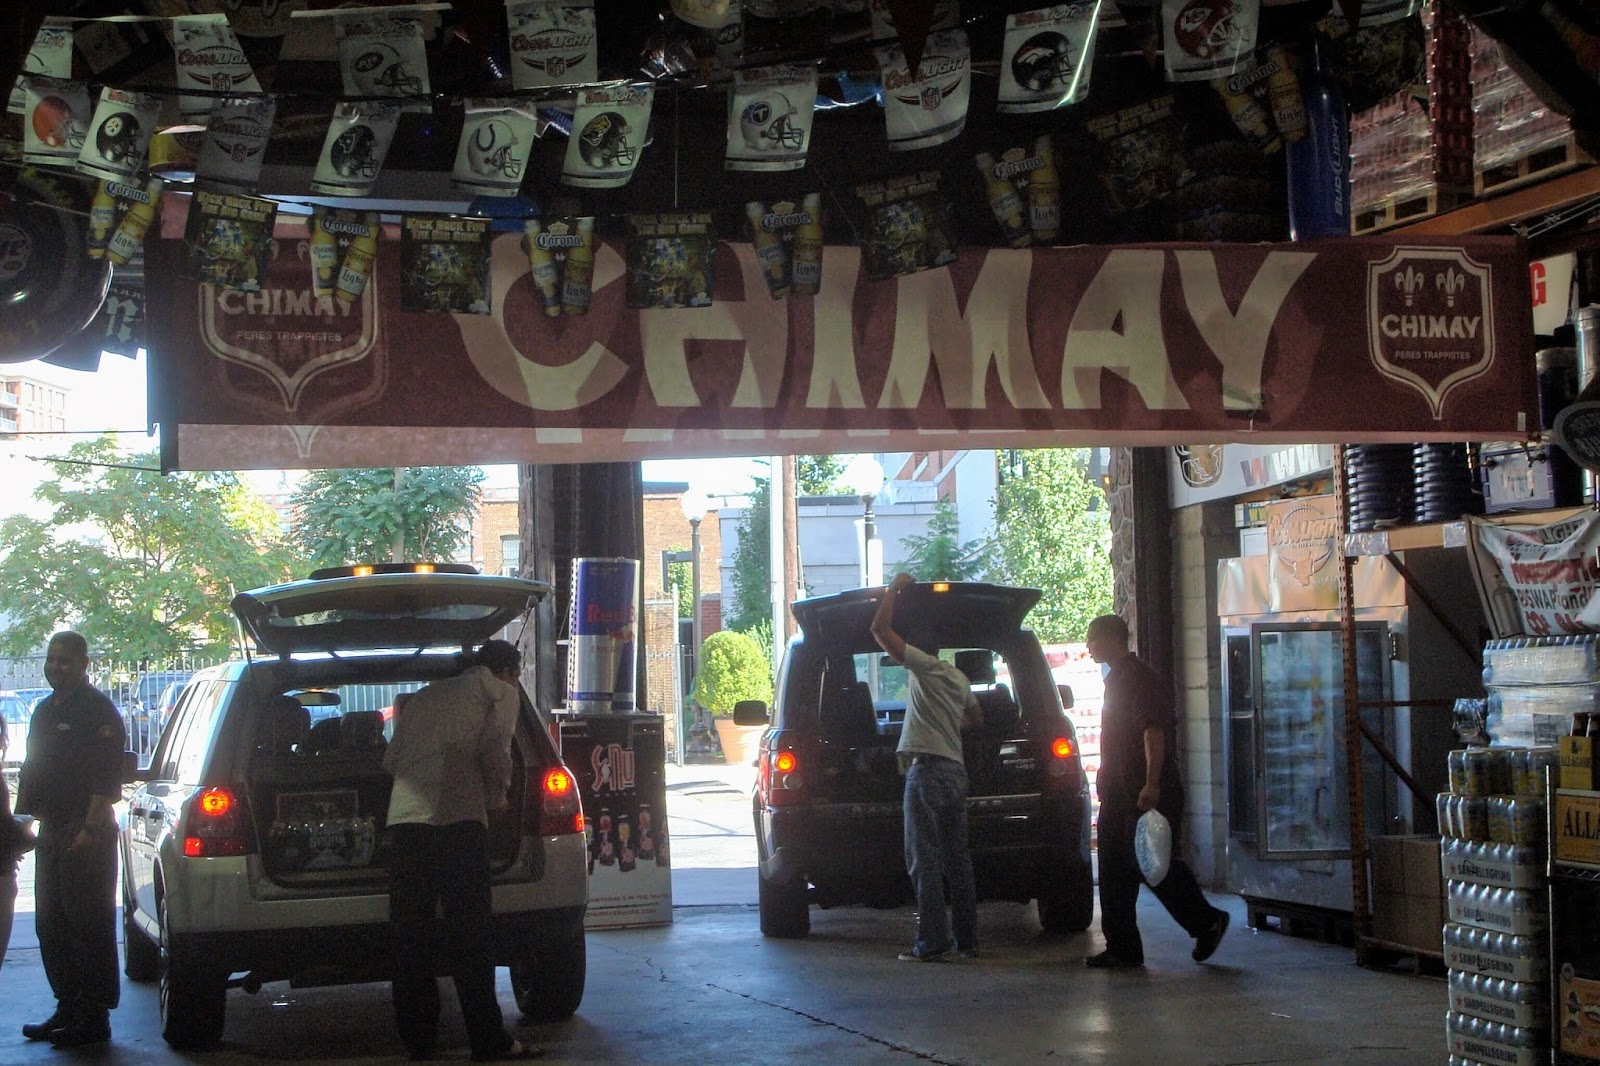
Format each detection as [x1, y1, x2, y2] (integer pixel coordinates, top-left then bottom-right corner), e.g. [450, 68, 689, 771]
[144, 215, 1535, 470]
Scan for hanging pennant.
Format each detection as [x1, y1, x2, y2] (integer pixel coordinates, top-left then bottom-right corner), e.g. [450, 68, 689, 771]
[507, 0, 599, 90]
[311, 101, 401, 197]
[8, 19, 72, 117]
[97, 269, 147, 358]
[867, 0, 958, 42]
[77, 88, 163, 184]
[308, 206, 381, 302]
[853, 170, 957, 281]
[625, 211, 715, 310]
[87, 176, 164, 267]
[744, 193, 823, 299]
[1162, 0, 1260, 82]
[999, 4, 1101, 114]
[563, 84, 654, 189]
[726, 64, 817, 172]
[23, 77, 92, 169]
[184, 189, 277, 292]
[523, 215, 597, 316]
[662, 0, 744, 74]
[195, 96, 277, 191]
[453, 98, 540, 197]
[171, 14, 264, 125]
[874, 29, 970, 151]
[338, 13, 432, 112]
[974, 135, 1063, 248]
[400, 214, 492, 314]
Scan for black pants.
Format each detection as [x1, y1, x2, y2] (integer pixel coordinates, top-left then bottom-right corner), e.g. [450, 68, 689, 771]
[1095, 802, 1219, 963]
[389, 821, 510, 1060]
[35, 829, 120, 1019]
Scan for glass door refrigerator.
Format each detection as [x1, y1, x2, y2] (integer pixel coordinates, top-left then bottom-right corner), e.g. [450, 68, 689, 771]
[1223, 621, 1396, 911]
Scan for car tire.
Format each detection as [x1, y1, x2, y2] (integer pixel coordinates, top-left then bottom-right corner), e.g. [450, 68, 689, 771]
[758, 875, 810, 939]
[122, 885, 159, 982]
[510, 923, 586, 1022]
[159, 896, 227, 1050]
[1036, 869, 1095, 935]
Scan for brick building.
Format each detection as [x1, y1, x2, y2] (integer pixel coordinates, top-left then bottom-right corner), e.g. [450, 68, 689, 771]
[471, 485, 522, 575]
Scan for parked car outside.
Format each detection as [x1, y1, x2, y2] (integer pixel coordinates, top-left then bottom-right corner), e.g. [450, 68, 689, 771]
[1, 691, 30, 779]
[739, 581, 1095, 939]
[119, 563, 588, 1050]
[127, 670, 192, 752]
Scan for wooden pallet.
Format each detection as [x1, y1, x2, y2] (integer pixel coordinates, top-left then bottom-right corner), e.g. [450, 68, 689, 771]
[1244, 895, 1356, 947]
[1352, 186, 1469, 236]
[1476, 133, 1595, 197]
[1358, 935, 1447, 978]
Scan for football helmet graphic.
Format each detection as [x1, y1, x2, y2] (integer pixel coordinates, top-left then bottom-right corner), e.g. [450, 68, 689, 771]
[1011, 31, 1076, 92]
[739, 91, 803, 153]
[350, 40, 425, 97]
[95, 112, 141, 165]
[330, 123, 379, 178]
[467, 118, 522, 179]
[1173, 0, 1246, 61]
[578, 111, 636, 169]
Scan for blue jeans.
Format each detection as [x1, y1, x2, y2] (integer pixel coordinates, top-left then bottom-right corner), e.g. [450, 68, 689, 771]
[903, 756, 977, 956]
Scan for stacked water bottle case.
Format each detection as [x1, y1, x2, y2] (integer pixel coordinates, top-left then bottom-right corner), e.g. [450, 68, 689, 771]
[1441, 744, 1552, 1066]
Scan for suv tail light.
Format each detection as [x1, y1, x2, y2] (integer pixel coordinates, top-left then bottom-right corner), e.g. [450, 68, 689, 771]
[758, 744, 804, 807]
[181, 785, 254, 857]
[529, 766, 584, 836]
[1045, 728, 1078, 782]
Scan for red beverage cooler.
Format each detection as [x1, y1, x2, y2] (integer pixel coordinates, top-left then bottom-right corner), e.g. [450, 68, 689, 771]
[557, 713, 673, 929]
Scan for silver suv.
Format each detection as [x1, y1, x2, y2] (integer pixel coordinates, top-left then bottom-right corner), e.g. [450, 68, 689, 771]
[119, 564, 589, 1050]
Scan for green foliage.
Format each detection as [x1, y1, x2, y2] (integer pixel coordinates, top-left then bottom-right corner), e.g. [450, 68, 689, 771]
[0, 438, 296, 659]
[892, 498, 990, 581]
[797, 455, 845, 495]
[727, 477, 771, 632]
[743, 618, 775, 670]
[290, 466, 484, 569]
[666, 556, 692, 618]
[690, 629, 774, 717]
[990, 449, 1112, 643]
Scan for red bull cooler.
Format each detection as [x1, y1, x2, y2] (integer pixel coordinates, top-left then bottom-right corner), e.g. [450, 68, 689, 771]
[567, 557, 640, 713]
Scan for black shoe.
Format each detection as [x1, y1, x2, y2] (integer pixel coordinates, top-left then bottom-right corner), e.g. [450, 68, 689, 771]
[22, 1008, 70, 1042]
[1085, 950, 1143, 969]
[1193, 909, 1230, 962]
[48, 1017, 111, 1049]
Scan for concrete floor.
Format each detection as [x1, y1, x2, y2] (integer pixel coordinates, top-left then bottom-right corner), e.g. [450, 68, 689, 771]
[0, 765, 1449, 1064]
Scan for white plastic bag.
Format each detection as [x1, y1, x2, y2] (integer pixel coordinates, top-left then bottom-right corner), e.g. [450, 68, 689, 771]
[1134, 809, 1172, 887]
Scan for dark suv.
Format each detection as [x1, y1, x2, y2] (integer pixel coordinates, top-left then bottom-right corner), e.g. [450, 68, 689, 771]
[739, 581, 1094, 938]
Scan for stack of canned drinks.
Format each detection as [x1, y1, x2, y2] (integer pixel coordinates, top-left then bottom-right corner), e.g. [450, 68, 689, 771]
[1482, 635, 1600, 747]
[1441, 744, 1551, 1066]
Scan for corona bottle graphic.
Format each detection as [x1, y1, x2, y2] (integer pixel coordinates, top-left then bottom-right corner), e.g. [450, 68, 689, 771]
[1028, 135, 1061, 243]
[791, 193, 824, 296]
[334, 220, 378, 302]
[562, 217, 596, 315]
[747, 201, 791, 298]
[309, 209, 341, 298]
[523, 218, 563, 316]
[104, 177, 161, 266]
[975, 151, 1030, 248]
[1264, 44, 1307, 144]
[87, 181, 117, 258]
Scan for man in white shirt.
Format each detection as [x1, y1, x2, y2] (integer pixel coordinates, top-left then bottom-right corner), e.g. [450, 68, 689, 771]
[870, 573, 983, 963]
[384, 639, 538, 1062]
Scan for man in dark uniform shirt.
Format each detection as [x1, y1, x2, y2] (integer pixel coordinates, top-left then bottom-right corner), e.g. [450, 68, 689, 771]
[15, 631, 126, 1047]
[1085, 613, 1229, 969]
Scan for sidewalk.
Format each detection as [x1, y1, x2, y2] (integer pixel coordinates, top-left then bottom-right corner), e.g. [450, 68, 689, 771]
[662, 758, 758, 908]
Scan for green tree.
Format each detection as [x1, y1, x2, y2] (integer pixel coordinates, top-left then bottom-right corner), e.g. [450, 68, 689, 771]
[990, 449, 1112, 643]
[666, 555, 692, 618]
[0, 438, 296, 659]
[290, 466, 484, 568]
[690, 629, 774, 717]
[892, 498, 990, 580]
[797, 455, 845, 494]
[725, 456, 851, 631]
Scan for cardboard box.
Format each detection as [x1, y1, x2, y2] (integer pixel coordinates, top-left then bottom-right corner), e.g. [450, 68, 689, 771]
[1560, 735, 1596, 790]
[1561, 969, 1600, 1058]
[1371, 892, 1407, 944]
[1555, 788, 1600, 866]
[1404, 893, 1444, 952]
[1402, 836, 1444, 899]
[1370, 835, 1408, 896]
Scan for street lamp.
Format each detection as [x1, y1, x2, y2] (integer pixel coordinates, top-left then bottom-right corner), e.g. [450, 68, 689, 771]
[843, 454, 884, 588]
[679, 488, 709, 766]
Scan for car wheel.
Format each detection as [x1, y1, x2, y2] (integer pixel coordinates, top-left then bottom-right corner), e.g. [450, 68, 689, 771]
[122, 884, 159, 982]
[1036, 868, 1095, 935]
[159, 896, 227, 1050]
[758, 875, 810, 939]
[510, 923, 586, 1022]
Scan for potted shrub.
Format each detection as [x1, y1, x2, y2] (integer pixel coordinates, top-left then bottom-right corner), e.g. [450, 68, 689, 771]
[690, 629, 773, 767]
